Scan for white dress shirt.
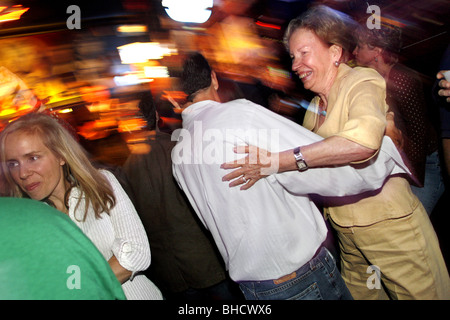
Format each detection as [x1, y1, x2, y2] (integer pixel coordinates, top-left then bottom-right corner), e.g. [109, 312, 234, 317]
[172, 99, 409, 282]
[68, 169, 163, 300]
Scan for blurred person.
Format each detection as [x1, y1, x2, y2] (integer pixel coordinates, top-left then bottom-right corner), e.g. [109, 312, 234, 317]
[437, 70, 450, 103]
[434, 44, 450, 182]
[0, 197, 126, 300]
[173, 52, 414, 300]
[0, 66, 42, 114]
[353, 22, 444, 215]
[221, 6, 449, 300]
[0, 37, 67, 104]
[121, 91, 242, 300]
[431, 46, 450, 267]
[78, 85, 130, 166]
[0, 113, 163, 300]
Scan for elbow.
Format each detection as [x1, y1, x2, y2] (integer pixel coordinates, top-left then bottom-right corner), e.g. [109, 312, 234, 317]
[112, 239, 151, 272]
[351, 146, 378, 164]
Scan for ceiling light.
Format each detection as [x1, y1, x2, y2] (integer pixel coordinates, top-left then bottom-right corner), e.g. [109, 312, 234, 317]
[162, 0, 213, 24]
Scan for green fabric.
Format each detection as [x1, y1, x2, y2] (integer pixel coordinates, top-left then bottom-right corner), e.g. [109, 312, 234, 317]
[0, 197, 126, 300]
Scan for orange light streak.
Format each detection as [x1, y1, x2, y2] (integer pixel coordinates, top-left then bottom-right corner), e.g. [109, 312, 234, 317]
[0, 6, 29, 23]
[255, 21, 281, 30]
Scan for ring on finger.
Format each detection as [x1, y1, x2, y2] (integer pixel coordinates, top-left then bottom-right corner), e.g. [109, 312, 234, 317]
[242, 176, 247, 183]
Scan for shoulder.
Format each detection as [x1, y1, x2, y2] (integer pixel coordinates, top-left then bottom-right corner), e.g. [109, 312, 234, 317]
[343, 65, 384, 83]
[221, 98, 271, 118]
[98, 168, 121, 187]
[389, 63, 423, 87]
[336, 65, 386, 92]
[198, 99, 265, 128]
[99, 168, 115, 179]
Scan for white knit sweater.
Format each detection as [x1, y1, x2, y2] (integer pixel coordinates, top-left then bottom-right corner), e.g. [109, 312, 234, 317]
[67, 169, 163, 300]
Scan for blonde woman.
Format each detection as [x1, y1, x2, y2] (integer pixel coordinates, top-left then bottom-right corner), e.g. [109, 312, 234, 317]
[0, 112, 162, 300]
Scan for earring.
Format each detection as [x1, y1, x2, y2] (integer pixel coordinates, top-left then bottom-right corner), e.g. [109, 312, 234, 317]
[374, 57, 378, 62]
[334, 61, 340, 67]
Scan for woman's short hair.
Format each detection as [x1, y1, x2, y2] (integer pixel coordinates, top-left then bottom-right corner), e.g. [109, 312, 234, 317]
[283, 5, 357, 62]
[355, 22, 402, 65]
[0, 112, 115, 220]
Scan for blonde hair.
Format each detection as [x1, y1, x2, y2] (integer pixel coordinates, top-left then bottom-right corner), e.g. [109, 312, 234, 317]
[0, 113, 115, 220]
[284, 5, 357, 63]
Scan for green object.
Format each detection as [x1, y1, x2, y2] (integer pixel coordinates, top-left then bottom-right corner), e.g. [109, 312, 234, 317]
[0, 197, 126, 300]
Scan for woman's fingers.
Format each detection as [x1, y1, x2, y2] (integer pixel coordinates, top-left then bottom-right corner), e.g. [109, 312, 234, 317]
[221, 144, 273, 189]
[220, 145, 254, 169]
[239, 177, 260, 190]
[222, 167, 246, 182]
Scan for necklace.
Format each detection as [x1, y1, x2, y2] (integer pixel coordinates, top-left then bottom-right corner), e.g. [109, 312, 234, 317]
[317, 98, 327, 127]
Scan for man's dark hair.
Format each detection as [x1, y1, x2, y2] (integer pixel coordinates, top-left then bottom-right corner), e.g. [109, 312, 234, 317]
[181, 52, 212, 101]
[138, 91, 157, 130]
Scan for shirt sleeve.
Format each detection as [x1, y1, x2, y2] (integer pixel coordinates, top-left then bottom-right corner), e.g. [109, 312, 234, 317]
[227, 99, 410, 198]
[274, 136, 410, 197]
[334, 77, 387, 150]
[101, 170, 151, 274]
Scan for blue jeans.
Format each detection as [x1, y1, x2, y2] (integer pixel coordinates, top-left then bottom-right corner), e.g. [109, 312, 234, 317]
[411, 151, 445, 215]
[238, 247, 353, 300]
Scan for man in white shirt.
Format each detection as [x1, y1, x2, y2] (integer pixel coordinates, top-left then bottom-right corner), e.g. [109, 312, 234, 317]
[172, 52, 410, 300]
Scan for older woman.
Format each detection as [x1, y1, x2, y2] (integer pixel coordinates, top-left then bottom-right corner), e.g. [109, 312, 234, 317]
[222, 6, 449, 300]
[0, 112, 163, 300]
[352, 23, 443, 215]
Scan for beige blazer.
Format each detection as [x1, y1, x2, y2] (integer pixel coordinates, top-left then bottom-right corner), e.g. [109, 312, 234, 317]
[303, 64, 420, 227]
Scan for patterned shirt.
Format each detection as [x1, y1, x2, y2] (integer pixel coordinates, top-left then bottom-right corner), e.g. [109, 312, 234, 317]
[386, 63, 438, 185]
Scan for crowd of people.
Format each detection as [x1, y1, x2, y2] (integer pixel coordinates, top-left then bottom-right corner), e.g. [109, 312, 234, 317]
[0, 5, 449, 300]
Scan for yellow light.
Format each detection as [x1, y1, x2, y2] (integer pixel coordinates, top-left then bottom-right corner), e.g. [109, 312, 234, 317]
[57, 108, 73, 114]
[117, 25, 148, 34]
[117, 42, 177, 63]
[0, 108, 15, 117]
[0, 6, 29, 23]
[144, 66, 170, 78]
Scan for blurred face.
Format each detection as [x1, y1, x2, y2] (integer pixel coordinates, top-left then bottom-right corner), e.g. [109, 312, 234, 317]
[353, 42, 377, 67]
[4, 131, 67, 203]
[288, 28, 339, 96]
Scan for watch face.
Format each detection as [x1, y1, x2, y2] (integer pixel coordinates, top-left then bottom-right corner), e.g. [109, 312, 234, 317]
[297, 160, 307, 171]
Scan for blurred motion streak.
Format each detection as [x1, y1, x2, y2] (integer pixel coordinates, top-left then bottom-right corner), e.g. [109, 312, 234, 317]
[0, 0, 447, 166]
[255, 21, 281, 30]
[117, 42, 177, 63]
[0, 5, 29, 23]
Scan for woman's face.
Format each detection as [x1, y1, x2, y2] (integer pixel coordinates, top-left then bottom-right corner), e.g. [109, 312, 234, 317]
[4, 131, 67, 203]
[353, 42, 377, 67]
[288, 28, 339, 95]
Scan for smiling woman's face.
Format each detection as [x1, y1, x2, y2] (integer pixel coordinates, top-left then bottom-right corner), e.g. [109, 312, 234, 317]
[4, 131, 67, 203]
[288, 28, 338, 96]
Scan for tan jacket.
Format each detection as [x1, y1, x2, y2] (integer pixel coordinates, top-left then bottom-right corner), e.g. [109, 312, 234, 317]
[303, 64, 420, 227]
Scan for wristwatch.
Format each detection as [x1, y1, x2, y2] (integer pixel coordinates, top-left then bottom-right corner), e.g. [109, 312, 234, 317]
[293, 147, 308, 171]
